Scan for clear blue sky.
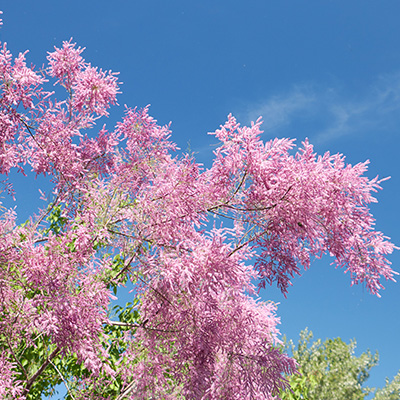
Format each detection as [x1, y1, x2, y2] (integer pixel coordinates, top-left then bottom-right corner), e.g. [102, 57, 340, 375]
[1, 1, 400, 394]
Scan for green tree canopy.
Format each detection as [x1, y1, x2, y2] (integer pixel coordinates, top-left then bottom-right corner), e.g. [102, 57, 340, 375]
[281, 329, 399, 400]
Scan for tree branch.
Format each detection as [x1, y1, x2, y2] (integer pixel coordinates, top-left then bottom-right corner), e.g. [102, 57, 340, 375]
[115, 380, 137, 400]
[49, 359, 76, 400]
[24, 347, 60, 395]
[107, 320, 177, 333]
[5, 335, 28, 379]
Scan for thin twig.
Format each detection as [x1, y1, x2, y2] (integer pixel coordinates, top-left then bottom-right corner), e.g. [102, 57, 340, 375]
[5, 335, 28, 379]
[111, 252, 138, 284]
[107, 320, 178, 334]
[228, 228, 269, 257]
[49, 359, 76, 400]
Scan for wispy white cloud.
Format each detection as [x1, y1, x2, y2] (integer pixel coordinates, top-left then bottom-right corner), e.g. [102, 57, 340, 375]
[241, 72, 400, 144]
[245, 86, 317, 133]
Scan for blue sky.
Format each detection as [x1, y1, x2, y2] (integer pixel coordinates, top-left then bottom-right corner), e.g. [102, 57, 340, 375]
[1, 0, 400, 395]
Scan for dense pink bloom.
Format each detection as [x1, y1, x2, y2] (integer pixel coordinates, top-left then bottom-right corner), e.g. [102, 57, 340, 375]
[47, 40, 85, 88]
[0, 41, 46, 175]
[0, 354, 25, 399]
[207, 115, 397, 297]
[0, 29, 397, 400]
[72, 64, 119, 116]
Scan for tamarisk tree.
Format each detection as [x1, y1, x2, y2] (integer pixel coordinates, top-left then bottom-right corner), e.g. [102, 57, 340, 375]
[0, 23, 397, 399]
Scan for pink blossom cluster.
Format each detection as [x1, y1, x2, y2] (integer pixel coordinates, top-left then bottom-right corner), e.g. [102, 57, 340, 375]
[207, 115, 396, 296]
[0, 354, 24, 398]
[0, 32, 397, 400]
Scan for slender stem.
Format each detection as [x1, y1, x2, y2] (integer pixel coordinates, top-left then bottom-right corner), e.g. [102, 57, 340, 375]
[49, 359, 76, 400]
[5, 335, 28, 379]
[34, 194, 61, 232]
[111, 252, 137, 284]
[107, 320, 177, 334]
[228, 228, 269, 257]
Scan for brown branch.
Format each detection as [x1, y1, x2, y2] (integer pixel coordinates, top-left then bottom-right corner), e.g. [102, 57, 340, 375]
[111, 252, 138, 284]
[228, 228, 269, 257]
[5, 335, 28, 379]
[137, 275, 176, 309]
[24, 347, 60, 395]
[233, 169, 248, 195]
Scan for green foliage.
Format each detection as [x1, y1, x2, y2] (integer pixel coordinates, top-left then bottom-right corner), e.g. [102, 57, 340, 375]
[0, 219, 143, 399]
[106, 254, 129, 296]
[280, 329, 400, 400]
[280, 329, 379, 400]
[6, 298, 143, 400]
[46, 204, 68, 235]
[373, 372, 400, 400]
[280, 369, 317, 400]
